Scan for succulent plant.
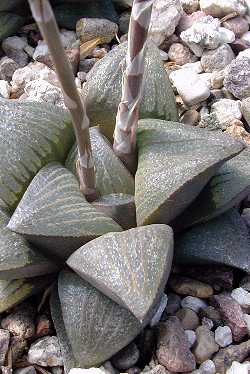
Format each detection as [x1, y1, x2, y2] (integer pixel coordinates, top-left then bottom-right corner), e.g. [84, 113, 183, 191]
[1, 0, 250, 372]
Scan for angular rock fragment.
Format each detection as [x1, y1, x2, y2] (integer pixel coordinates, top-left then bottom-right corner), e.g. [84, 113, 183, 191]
[175, 209, 250, 273]
[67, 225, 173, 323]
[135, 119, 244, 226]
[8, 163, 122, 261]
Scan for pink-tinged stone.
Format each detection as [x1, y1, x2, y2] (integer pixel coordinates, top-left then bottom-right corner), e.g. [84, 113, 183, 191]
[222, 16, 249, 37]
[177, 11, 206, 33]
[156, 316, 196, 372]
[212, 294, 248, 342]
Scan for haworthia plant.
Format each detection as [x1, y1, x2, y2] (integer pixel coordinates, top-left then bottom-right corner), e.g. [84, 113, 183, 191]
[135, 119, 244, 226]
[83, 41, 178, 140]
[55, 270, 142, 368]
[0, 276, 55, 313]
[172, 147, 250, 231]
[8, 163, 122, 261]
[175, 209, 250, 273]
[0, 100, 74, 210]
[66, 127, 135, 196]
[113, 0, 153, 170]
[67, 224, 173, 324]
[0, 208, 57, 280]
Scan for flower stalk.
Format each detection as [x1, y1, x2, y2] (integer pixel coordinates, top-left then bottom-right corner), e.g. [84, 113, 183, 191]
[28, 0, 97, 201]
[113, 0, 154, 173]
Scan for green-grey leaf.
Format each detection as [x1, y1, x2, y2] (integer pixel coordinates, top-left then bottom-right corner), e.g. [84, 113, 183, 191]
[135, 119, 244, 226]
[83, 41, 178, 140]
[58, 270, 141, 368]
[0, 12, 25, 41]
[8, 163, 122, 261]
[50, 286, 76, 374]
[67, 224, 173, 324]
[66, 127, 134, 196]
[174, 209, 250, 273]
[0, 100, 74, 210]
[172, 147, 250, 231]
[0, 208, 57, 279]
[0, 276, 54, 313]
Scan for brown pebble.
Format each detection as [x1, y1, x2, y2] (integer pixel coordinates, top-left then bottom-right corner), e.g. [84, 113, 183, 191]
[193, 326, 219, 364]
[176, 308, 200, 330]
[168, 43, 197, 65]
[169, 275, 214, 298]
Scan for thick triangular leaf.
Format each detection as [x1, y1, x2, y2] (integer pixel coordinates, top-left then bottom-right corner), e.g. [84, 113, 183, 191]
[0, 276, 54, 313]
[57, 270, 141, 368]
[66, 127, 134, 196]
[67, 224, 173, 323]
[174, 209, 250, 273]
[172, 147, 250, 231]
[84, 41, 178, 140]
[135, 120, 244, 226]
[50, 287, 76, 374]
[0, 100, 74, 210]
[8, 163, 122, 261]
[0, 208, 57, 279]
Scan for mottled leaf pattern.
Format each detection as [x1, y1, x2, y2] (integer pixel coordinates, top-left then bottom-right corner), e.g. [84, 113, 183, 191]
[135, 119, 244, 226]
[67, 224, 173, 323]
[8, 163, 122, 261]
[66, 127, 134, 195]
[0, 100, 74, 210]
[57, 270, 142, 368]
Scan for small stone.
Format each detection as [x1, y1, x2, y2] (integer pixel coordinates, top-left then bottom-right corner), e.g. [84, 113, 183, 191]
[231, 288, 250, 309]
[77, 71, 87, 83]
[215, 326, 233, 347]
[2, 36, 28, 67]
[37, 48, 80, 75]
[181, 0, 199, 14]
[224, 55, 250, 99]
[193, 326, 219, 364]
[210, 69, 225, 89]
[180, 16, 235, 57]
[28, 336, 63, 367]
[200, 0, 247, 18]
[76, 18, 118, 44]
[0, 80, 10, 99]
[226, 361, 250, 374]
[169, 275, 213, 298]
[178, 11, 206, 33]
[0, 330, 10, 366]
[210, 99, 242, 129]
[212, 294, 247, 342]
[176, 307, 200, 330]
[181, 60, 204, 73]
[181, 109, 200, 125]
[168, 43, 197, 65]
[10, 336, 28, 364]
[213, 340, 250, 373]
[181, 296, 208, 313]
[156, 316, 196, 372]
[36, 315, 53, 338]
[241, 31, 250, 45]
[92, 47, 108, 59]
[0, 57, 18, 81]
[149, 0, 183, 46]
[201, 44, 235, 72]
[14, 367, 36, 374]
[201, 317, 214, 330]
[1, 303, 35, 339]
[199, 360, 216, 374]
[222, 17, 249, 37]
[241, 97, 250, 126]
[225, 121, 250, 145]
[141, 365, 169, 374]
[243, 314, 250, 335]
[240, 276, 250, 292]
[111, 342, 139, 370]
[79, 58, 98, 73]
[164, 293, 181, 315]
[185, 330, 196, 348]
[170, 69, 210, 106]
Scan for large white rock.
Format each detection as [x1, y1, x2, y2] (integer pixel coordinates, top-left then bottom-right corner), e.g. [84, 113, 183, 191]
[201, 44, 235, 72]
[170, 68, 210, 106]
[20, 79, 64, 107]
[226, 361, 250, 374]
[211, 98, 242, 128]
[231, 287, 250, 308]
[200, 0, 247, 18]
[149, 0, 183, 46]
[0, 80, 11, 99]
[180, 16, 235, 56]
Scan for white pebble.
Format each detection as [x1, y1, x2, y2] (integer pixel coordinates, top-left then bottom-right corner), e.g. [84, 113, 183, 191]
[231, 287, 250, 308]
[215, 326, 232, 347]
[199, 359, 216, 374]
[181, 296, 208, 313]
[0, 80, 11, 99]
[226, 361, 250, 374]
[185, 329, 196, 348]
